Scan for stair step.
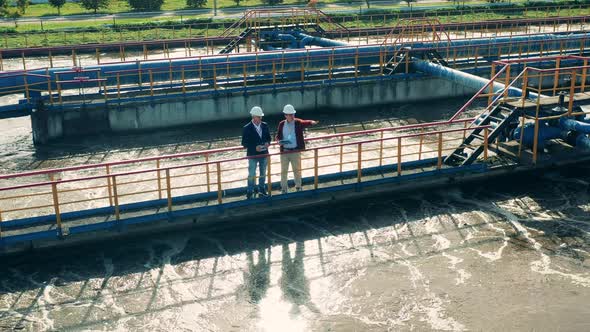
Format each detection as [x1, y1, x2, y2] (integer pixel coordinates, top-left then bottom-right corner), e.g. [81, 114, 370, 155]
[451, 152, 468, 160]
[488, 115, 505, 122]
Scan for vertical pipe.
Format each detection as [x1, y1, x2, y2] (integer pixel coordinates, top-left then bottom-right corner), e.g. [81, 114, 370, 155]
[553, 58, 561, 96]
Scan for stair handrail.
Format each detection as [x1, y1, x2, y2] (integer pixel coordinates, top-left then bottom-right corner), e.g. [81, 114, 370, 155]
[221, 10, 254, 38]
[312, 8, 350, 33]
[449, 63, 515, 122]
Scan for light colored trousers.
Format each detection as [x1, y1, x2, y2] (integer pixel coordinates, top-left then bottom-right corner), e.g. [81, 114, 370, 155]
[280, 151, 302, 191]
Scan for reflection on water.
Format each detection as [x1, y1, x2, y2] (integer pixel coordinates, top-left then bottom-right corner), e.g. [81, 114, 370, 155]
[244, 249, 271, 304]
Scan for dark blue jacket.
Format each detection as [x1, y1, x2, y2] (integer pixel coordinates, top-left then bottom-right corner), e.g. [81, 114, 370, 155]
[241, 121, 271, 157]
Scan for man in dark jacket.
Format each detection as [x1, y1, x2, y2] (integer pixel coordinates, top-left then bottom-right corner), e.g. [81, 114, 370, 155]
[275, 104, 318, 194]
[242, 106, 271, 199]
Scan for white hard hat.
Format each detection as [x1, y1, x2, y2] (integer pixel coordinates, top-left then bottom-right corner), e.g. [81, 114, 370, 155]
[250, 106, 264, 117]
[283, 104, 296, 114]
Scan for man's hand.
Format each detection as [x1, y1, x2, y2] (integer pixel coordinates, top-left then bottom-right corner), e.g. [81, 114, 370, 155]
[311, 120, 319, 126]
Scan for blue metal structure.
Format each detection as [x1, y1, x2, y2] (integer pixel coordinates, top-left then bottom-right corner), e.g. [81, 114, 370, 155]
[1, 32, 590, 97]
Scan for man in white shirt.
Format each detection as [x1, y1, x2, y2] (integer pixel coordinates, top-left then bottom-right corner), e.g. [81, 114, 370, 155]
[275, 104, 318, 194]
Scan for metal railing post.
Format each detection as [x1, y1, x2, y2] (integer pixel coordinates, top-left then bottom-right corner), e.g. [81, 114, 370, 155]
[568, 70, 577, 115]
[51, 182, 63, 232]
[182, 67, 186, 94]
[483, 128, 489, 160]
[357, 143, 362, 183]
[397, 137, 402, 176]
[437, 133, 443, 169]
[267, 155, 272, 194]
[166, 169, 172, 212]
[216, 162, 223, 204]
[106, 165, 113, 206]
[149, 70, 154, 96]
[532, 117, 540, 164]
[314, 149, 319, 189]
[156, 159, 162, 200]
[205, 153, 211, 192]
[112, 175, 120, 220]
[379, 131, 384, 167]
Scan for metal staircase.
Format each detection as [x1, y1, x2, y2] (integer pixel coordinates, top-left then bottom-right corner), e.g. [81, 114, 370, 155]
[384, 48, 448, 75]
[444, 104, 519, 166]
[219, 28, 254, 54]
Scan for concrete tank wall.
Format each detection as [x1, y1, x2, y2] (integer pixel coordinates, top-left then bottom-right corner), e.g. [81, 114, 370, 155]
[37, 76, 475, 142]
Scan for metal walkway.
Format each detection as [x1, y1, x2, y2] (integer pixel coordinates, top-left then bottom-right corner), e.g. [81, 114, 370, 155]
[2, 56, 590, 253]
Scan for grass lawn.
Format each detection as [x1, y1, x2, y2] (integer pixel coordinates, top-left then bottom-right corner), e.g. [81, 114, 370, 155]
[14, 0, 329, 17]
[0, 1, 587, 48]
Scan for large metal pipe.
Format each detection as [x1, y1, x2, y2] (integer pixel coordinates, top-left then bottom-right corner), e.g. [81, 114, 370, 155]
[294, 32, 349, 48]
[410, 60, 535, 98]
[560, 117, 590, 133]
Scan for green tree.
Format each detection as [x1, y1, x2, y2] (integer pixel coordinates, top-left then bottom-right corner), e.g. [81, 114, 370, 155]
[233, 0, 240, 6]
[263, 0, 283, 5]
[187, 0, 207, 8]
[127, 0, 164, 11]
[49, 0, 67, 16]
[0, 0, 8, 17]
[16, 0, 29, 14]
[80, 0, 109, 14]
